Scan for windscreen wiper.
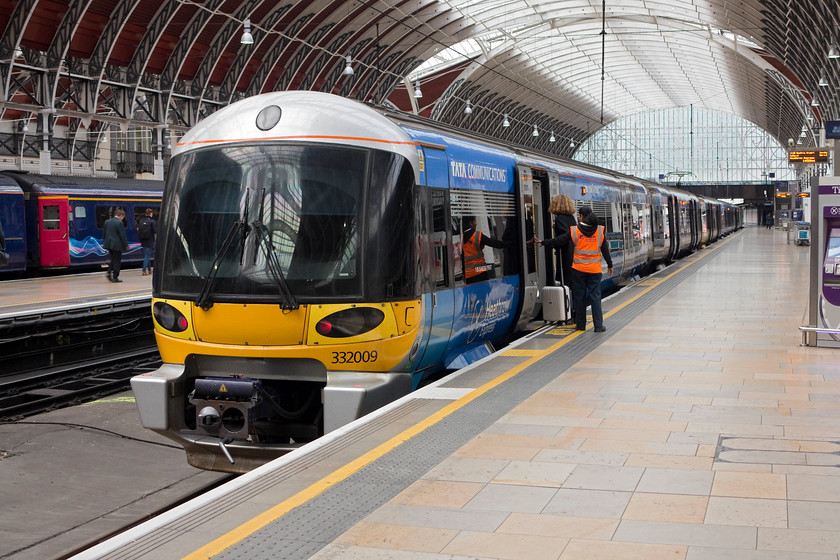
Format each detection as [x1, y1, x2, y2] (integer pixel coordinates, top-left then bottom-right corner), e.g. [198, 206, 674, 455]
[195, 219, 250, 310]
[250, 187, 298, 310]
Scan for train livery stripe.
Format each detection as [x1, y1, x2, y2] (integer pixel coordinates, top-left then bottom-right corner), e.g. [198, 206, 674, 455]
[183, 231, 742, 560]
[177, 135, 419, 147]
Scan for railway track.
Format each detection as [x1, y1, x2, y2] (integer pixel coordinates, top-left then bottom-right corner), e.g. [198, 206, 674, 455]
[0, 347, 161, 418]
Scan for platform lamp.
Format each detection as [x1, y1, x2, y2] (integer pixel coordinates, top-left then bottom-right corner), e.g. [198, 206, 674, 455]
[819, 70, 829, 87]
[342, 55, 354, 76]
[829, 36, 840, 59]
[240, 19, 254, 45]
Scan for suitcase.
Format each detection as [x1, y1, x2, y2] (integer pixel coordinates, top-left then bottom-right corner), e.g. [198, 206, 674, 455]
[543, 285, 572, 322]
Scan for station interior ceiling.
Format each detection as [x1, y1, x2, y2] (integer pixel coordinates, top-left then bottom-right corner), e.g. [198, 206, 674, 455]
[0, 0, 837, 184]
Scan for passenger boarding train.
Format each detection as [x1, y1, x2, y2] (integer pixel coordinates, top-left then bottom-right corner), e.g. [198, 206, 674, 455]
[131, 91, 741, 473]
[0, 172, 163, 274]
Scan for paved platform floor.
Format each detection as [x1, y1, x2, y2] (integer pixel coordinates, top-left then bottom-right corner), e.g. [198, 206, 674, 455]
[310, 226, 840, 560]
[0, 266, 151, 318]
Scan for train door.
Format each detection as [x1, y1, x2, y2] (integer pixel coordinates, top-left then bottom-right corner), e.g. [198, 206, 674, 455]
[668, 195, 679, 260]
[689, 199, 699, 250]
[414, 148, 455, 373]
[620, 187, 636, 278]
[545, 172, 561, 285]
[38, 196, 70, 267]
[514, 164, 544, 330]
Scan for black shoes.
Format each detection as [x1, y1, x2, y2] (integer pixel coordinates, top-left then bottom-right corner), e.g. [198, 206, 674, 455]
[575, 325, 586, 331]
[594, 326, 606, 332]
[110, 276, 122, 283]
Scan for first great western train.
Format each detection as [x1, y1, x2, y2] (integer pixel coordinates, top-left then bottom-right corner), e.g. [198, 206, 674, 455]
[131, 91, 740, 473]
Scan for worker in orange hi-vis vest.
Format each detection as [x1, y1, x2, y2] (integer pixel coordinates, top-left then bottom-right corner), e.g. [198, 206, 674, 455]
[462, 215, 506, 284]
[537, 206, 613, 332]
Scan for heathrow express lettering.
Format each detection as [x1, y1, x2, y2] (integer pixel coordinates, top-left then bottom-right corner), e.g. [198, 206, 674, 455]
[466, 295, 513, 343]
[450, 161, 508, 183]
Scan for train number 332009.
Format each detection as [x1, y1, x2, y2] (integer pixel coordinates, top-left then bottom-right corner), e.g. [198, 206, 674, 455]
[331, 350, 378, 364]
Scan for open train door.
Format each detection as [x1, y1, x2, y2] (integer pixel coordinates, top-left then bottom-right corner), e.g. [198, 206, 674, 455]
[513, 164, 546, 331]
[38, 196, 70, 267]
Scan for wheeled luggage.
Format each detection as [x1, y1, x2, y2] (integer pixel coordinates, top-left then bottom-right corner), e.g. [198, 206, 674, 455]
[543, 285, 572, 322]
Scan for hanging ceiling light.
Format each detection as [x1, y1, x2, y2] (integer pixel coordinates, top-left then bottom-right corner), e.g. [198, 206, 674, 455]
[829, 37, 840, 59]
[413, 80, 422, 99]
[532, 124, 539, 137]
[549, 131, 556, 142]
[13, 47, 22, 58]
[570, 139, 576, 148]
[240, 18, 254, 45]
[819, 70, 829, 87]
[464, 100, 472, 115]
[342, 55, 354, 76]
[21, 122, 28, 132]
[101, 130, 108, 143]
[811, 92, 820, 107]
[502, 113, 510, 127]
[800, 125, 807, 138]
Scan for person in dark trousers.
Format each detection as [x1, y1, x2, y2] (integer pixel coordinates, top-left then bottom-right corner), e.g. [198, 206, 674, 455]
[103, 208, 128, 282]
[137, 208, 157, 276]
[548, 194, 577, 288]
[765, 213, 774, 229]
[538, 206, 613, 332]
[462, 215, 506, 284]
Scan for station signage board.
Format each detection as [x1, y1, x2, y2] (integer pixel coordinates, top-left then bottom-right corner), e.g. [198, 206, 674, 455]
[826, 121, 840, 140]
[789, 149, 830, 163]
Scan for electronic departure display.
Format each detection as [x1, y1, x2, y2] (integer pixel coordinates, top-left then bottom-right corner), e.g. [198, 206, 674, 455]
[789, 149, 829, 163]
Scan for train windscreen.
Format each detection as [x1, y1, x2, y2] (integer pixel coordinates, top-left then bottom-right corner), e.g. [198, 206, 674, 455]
[157, 143, 417, 303]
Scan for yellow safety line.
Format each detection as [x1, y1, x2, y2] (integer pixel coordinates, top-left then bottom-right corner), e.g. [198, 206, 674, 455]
[183, 229, 743, 560]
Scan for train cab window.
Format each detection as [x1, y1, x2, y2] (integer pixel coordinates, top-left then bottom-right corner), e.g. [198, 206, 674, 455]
[158, 144, 418, 302]
[42, 205, 60, 231]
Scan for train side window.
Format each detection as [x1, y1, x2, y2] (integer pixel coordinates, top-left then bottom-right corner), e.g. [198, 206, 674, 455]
[72, 205, 85, 229]
[132, 206, 160, 229]
[95, 206, 116, 229]
[42, 205, 60, 231]
[430, 189, 450, 289]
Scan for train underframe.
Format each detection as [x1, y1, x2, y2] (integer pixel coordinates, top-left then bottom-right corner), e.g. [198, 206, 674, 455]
[131, 354, 413, 473]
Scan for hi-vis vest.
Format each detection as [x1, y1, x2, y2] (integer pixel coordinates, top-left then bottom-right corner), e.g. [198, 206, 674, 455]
[570, 225, 605, 273]
[464, 231, 489, 279]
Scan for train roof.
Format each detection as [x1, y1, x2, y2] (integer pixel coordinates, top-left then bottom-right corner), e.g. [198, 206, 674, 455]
[0, 172, 163, 195]
[0, 174, 22, 194]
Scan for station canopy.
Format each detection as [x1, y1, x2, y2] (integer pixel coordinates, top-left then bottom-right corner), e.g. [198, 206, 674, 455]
[0, 0, 837, 159]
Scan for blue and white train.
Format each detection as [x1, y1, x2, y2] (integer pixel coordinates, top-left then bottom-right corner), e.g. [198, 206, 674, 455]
[131, 91, 740, 472]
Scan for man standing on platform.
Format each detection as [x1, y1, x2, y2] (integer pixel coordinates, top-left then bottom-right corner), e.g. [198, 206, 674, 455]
[103, 208, 128, 283]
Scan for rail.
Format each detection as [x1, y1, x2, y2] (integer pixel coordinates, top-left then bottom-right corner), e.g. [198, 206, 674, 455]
[798, 325, 840, 346]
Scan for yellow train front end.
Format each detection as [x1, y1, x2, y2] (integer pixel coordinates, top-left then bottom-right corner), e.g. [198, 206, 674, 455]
[130, 91, 427, 472]
[142, 297, 422, 472]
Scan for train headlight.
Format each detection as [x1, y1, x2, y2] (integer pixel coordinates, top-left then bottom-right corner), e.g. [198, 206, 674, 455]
[315, 307, 385, 338]
[153, 302, 189, 332]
